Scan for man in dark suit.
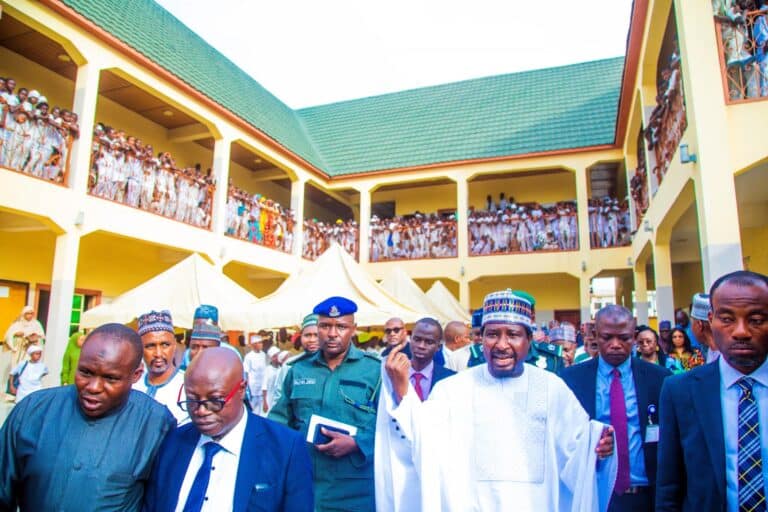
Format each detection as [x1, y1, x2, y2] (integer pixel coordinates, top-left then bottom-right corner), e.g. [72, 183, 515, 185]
[144, 347, 313, 512]
[656, 270, 768, 512]
[561, 305, 670, 511]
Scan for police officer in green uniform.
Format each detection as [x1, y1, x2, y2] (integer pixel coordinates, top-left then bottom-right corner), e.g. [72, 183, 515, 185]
[269, 297, 381, 512]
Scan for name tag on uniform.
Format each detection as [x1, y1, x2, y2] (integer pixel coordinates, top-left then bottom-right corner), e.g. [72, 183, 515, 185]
[294, 377, 316, 386]
[645, 424, 660, 443]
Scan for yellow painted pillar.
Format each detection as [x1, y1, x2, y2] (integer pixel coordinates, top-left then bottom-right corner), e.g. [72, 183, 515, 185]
[653, 244, 675, 324]
[290, 178, 306, 258]
[210, 137, 233, 235]
[456, 176, 469, 258]
[68, 61, 102, 193]
[357, 185, 372, 263]
[459, 278, 470, 311]
[634, 264, 649, 325]
[675, 0, 743, 287]
[574, 166, 591, 252]
[456, 176, 470, 309]
[579, 273, 592, 322]
[44, 231, 81, 386]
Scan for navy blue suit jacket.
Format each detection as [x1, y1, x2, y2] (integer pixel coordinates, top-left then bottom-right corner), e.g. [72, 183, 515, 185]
[143, 412, 314, 512]
[656, 362, 727, 511]
[560, 356, 670, 487]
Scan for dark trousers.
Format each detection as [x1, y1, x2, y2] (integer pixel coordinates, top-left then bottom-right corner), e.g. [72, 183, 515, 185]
[607, 488, 654, 512]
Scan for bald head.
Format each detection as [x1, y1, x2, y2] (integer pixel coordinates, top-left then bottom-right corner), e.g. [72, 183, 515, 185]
[444, 321, 470, 350]
[184, 347, 245, 439]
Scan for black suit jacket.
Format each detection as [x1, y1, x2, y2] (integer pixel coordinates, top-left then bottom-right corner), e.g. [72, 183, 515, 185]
[655, 362, 727, 511]
[560, 356, 671, 487]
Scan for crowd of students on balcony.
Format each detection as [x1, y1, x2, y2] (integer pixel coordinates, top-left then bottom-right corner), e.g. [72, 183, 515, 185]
[589, 197, 632, 248]
[645, 43, 687, 186]
[226, 185, 295, 253]
[303, 218, 359, 260]
[89, 124, 214, 228]
[369, 212, 457, 261]
[469, 195, 578, 254]
[714, 0, 768, 100]
[0, 77, 80, 183]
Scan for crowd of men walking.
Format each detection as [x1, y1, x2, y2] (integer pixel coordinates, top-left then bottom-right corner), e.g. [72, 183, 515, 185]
[1, 269, 766, 512]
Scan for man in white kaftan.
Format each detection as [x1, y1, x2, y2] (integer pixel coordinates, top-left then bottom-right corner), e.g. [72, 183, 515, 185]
[376, 289, 617, 512]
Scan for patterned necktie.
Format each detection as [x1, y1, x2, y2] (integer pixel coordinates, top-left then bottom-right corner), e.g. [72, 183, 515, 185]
[737, 378, 765, 512]
[610, 368, 630, 494]
[412, 372, 426, 401]
[183, 441, 224, 512]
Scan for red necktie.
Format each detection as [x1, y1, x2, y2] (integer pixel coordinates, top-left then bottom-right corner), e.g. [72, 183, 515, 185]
[412, 372, 426, 401]
[610, 368, 630, 494]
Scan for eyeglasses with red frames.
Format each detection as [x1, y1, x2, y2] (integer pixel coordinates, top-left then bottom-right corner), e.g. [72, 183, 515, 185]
[176, 380, 243, 413]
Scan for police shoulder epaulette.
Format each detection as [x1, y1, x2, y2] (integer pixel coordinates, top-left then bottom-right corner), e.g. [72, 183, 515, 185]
[534, 342, 563, 357]
[286, 351, 312, 366]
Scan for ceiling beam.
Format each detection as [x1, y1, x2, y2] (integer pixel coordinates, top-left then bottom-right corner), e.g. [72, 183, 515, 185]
[167, 123, 210, 143]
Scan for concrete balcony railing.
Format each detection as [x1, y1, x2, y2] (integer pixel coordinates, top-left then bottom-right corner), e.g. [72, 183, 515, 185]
[88, 125, 214, 230]
[226, 188, 294, 254]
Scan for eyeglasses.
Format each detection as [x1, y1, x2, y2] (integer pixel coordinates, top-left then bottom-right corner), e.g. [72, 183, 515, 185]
[177, 380, 243, 413]
[384, 327, 403, 335]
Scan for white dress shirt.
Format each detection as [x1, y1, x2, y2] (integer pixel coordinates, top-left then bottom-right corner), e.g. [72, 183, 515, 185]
[719, 356, 768, 512]
[175, 406, 248, 512]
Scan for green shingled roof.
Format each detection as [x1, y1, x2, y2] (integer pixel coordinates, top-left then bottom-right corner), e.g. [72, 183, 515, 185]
[59, 0, 327, 170]
[297, 58, 624, 175]
[59, 0, 623, 177]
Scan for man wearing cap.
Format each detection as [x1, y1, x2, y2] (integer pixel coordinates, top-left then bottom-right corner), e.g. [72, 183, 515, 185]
[181, 305, 241, 369]
[550, 323, 578, 369]
[381, 290, 617, 511]
[243, 333, 267, 413]
[269, 296, 381, 511]
[134, 310, 187, 424]
[260, 346, 282, 416]
[562, 305, 671, 512]
[690, 292, 719, 363]
[272, 313, 320, 405]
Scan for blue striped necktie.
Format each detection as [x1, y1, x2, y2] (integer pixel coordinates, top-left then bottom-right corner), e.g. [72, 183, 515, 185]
[737, 377, 765, 512]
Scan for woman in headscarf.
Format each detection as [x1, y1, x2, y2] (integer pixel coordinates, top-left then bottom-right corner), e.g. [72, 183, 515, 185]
[4, 306, 46, 368]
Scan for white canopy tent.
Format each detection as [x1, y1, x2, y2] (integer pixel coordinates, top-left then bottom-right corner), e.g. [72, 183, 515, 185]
[426, 280, 471, 323]
[237, 243, 423, 329]
[80, 253, 257, 330]
[379, 266, 450, 324]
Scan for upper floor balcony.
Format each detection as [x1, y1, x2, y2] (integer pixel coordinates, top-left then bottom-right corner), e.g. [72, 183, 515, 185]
[713, 6, 768, 103]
